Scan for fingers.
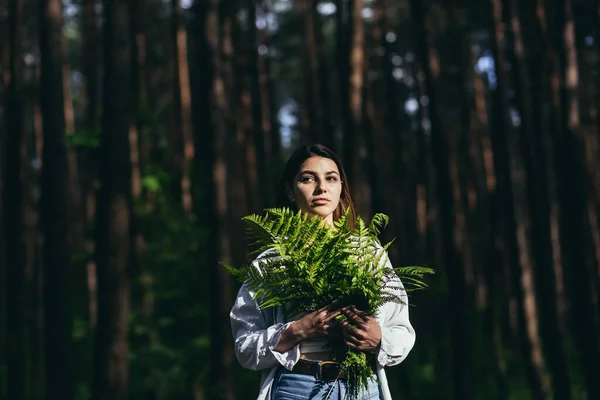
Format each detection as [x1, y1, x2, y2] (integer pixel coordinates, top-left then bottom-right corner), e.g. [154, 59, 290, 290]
[305, 309, 341, 335]
[322, 309, 342, 323]
[343, 330, 366, 350]
[341, 306, 366, 325]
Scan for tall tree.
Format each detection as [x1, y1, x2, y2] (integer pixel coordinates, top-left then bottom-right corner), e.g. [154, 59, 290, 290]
[82, 0, 99, 132]
[552, 0, 600, 398]
[409, 0, 473, 398]
[486, 1, 551, 399]
[339, 0, 371, 217]
[299, 0, 333, 148]
[4, 0, 26, 398]
[0, 0, 6, 394]
[38, 0, 73, 398]
[128, 0, 143, 200]
[92, 0, 132, 399]
[506, 0, 571, 397]
[196, 0, 235, 398]
[82, 0, 100, 331]
[255, 4, 281, 204]
[246, 0, 268, 209]
[335, 0, 352, 174]
[171, 0, 194, 213]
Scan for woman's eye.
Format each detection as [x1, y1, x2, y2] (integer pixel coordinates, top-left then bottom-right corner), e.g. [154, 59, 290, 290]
[326, 176, 338, 182]
[300, 176, 315, 182]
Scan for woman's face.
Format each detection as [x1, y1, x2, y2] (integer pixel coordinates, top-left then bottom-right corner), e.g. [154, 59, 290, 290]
[290, 156, 342, 226]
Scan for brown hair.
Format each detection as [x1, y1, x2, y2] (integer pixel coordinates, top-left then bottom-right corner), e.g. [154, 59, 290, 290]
[276, 144, 357, 229]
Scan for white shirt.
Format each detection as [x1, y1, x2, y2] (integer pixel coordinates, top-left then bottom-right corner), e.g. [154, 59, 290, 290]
[229, 249, 416, 400]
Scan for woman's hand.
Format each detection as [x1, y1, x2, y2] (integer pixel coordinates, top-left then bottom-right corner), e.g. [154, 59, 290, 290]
[338, 306, 382, 354]
[274, 304, 341, 352]
[292, 304, 342, 340]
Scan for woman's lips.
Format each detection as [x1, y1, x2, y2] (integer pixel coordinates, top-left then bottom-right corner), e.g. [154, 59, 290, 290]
[312, 198, 329, 205]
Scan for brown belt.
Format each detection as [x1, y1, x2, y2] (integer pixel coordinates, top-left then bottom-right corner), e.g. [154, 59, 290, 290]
[292, 359, 346, 381]
[291, 356, 377, 382]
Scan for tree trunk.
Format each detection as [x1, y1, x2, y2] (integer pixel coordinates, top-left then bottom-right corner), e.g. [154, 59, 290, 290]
[336, 0, 352, 176]
[83, 0, 99, 133]
[129, 0, 143, 200]
[468, 45, 510, 398]
[579, 1, 600, 312]
[0, 2, 7, 394]
[82, 0, 99, 332]
[256, 13, 280, 206]
[299, 0, 333, 148]
[4, 0, 26, 398]
[189, 0, 212, 393]
[378, 0, 416, 262]
[200, 1, 235, 399]
[171, 0, 194, 213]
[444, 0, 475, 298]
[506, 0, 572, 397]
[363, 0, 388, 219]
[487, 1, 551, 398]
[62, 34, 86, 268]
[246, 0, 268, 209]
[553, 1, 600, 398]
[30, 85, 45, 400]
[38, 0, 73, 398]
[341, 0, 370, 217]
[409, 1, 473, 398]
[92, 1, 132, 399]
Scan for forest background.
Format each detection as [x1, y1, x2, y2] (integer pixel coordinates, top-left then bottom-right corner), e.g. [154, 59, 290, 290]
[1, 0, 600, 399]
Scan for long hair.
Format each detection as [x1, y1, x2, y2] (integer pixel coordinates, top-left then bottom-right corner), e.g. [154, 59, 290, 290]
[276, 144, 357, 229]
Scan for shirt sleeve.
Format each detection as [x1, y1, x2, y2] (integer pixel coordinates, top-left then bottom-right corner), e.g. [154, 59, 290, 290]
[230, 283, 301, 371]
[375, 250, 416, 367]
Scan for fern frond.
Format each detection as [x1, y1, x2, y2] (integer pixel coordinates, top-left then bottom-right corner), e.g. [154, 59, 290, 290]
[394, 265, 436, 277]
[368, 213, 389, 238]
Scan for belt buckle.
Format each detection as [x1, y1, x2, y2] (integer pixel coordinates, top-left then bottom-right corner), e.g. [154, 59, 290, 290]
[318, 361, 341, 381]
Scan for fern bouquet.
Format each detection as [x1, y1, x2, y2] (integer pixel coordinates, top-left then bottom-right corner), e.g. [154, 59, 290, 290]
[225, 208, 433, 399]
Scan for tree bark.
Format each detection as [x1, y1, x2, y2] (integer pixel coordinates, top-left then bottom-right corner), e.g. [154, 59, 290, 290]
[409, 1, 473, 398]
[487, 1, 551, 398]
[553, 1, 600, 398]
[92, 1, 132, 399]
[38, 0, 74, 398]
[0, 1, 6, 394]
[363, 0, 389, 220]
[335, 0, 352, 177]
[255, 9, 283, 207]
[197, 1, 235, 399]
[4, 0, 26, 398]
[299, 0, 333, 148]
[129, 0, 144, 200]
[61, 33, 86, 267]
[83, 0, 99, 133]
[255, 10, 281, 206]
[468, 45, 510, 398]
[82, 0, 99, 332]
[339, 0, 370, 217]
[30, 77, 45, 400]
[506, 0, 572, 397]
[246, 0, 268, 209]
[171, 0, 194, 213]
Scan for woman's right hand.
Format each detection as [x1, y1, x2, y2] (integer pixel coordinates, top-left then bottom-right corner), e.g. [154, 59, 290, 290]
[273, 304, 341, 352]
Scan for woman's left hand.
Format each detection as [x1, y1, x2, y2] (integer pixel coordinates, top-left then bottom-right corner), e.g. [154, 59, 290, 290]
[338, 306, 382, 354]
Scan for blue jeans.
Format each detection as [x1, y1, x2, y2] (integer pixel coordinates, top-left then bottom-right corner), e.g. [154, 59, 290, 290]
[271, 365, 382, 400]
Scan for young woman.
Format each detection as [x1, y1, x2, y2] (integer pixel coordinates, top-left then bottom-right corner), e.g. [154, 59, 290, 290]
[230, 144, 415, 399]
